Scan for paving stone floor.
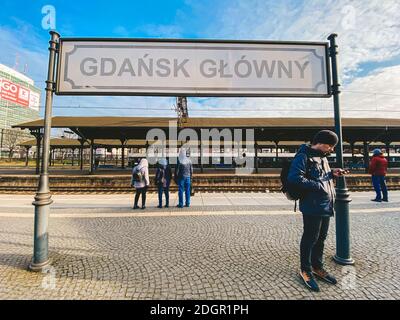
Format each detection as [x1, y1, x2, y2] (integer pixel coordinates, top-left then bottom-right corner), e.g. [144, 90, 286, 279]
[0, 192, 399, 300]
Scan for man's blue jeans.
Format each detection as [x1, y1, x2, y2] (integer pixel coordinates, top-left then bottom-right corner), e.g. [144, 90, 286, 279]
[158, 185, 169, 207]
[372, 175, 388, 200]
[178, 176, 191, 207]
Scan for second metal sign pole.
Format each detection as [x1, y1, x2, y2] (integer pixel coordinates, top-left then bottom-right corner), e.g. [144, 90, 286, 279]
[328, 33, 355, 266]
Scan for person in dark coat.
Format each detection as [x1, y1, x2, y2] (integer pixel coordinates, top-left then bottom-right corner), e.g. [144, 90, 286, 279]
[175, 148, 193, 208]
[369, 148, 388, 202]
[288, 130, 349, 292]
[155, 158, 172, 208]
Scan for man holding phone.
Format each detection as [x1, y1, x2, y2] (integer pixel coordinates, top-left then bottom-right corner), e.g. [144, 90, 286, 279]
[288, 130, 349, 292]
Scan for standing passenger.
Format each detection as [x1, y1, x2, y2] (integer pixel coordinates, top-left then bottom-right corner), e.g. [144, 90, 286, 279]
[369, 149, 388, 202]
[288, 130, 349, 292]
[131, 158, 150, 209]
[155, 158, 172, 208]
[175, 149, 193, 208]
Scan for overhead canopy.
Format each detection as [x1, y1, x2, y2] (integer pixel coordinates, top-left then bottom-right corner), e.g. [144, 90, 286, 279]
[13, 116, 400, 143]
[19, 138, 86, 148]
[19, 138, 147, 148]
[19, 137, 400, 150]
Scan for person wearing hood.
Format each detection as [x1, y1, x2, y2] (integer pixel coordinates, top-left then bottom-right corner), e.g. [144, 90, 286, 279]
[155, 158, 172, 208]
[288, 130, 349, 292]
[369, 148, 388, 202]
[131, 158, 150, 209]
[175, 148, 193, 208]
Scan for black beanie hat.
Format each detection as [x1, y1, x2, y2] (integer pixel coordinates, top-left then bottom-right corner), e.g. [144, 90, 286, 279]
[312, 130, 339, 146]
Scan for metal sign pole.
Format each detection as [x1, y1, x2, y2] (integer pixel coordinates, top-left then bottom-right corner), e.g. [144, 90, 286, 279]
[29, 31, 60, 272]
[328, 33, 355, 265]
[0, 128, 4, 158]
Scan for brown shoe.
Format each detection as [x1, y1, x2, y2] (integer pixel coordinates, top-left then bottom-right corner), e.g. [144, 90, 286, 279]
[312, 268, 337, 285]
[300, 270, 320, 292]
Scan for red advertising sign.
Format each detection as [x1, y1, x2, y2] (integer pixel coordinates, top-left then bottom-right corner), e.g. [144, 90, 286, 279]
[0, 78, 30, 107]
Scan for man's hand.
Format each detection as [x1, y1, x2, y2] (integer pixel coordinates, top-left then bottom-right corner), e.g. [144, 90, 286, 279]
[333, 168, 350, 177]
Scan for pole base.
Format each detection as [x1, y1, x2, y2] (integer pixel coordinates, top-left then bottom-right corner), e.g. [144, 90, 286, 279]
[333, 255, 355, 266]
[28, 259, 51, 272]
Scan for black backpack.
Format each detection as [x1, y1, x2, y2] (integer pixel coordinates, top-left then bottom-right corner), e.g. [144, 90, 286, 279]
[155, 167, 166, 185]
[132, 167, 143, 183]
[280, 155, 310, 211]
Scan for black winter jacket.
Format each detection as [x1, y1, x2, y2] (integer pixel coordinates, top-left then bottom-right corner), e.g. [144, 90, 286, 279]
[287, 144, 336, 217]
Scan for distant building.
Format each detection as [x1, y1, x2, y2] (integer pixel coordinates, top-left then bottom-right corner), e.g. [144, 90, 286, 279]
[0, 63, 41, 157]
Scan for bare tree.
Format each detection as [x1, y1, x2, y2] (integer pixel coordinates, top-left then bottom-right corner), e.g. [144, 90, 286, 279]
[4, 129, 24, 160]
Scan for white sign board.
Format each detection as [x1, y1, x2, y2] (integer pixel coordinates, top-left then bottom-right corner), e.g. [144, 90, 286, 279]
[56, 39, 330, 97]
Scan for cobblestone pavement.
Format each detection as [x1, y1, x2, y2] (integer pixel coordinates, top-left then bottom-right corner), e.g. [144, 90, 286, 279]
[0, 191, 399, 300]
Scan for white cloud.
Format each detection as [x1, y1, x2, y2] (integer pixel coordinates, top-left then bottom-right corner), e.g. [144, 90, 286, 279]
[0, 23, 47, 82]
[0, 23, 177, 118]
[1, 1, 399, 120]
[340, 64, 400, 117]
[187, 64, 400, 119]
[186, 0, 400, 118]
[209, 0, 400, 80]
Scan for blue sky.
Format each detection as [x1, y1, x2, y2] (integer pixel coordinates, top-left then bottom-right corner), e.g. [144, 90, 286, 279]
[0, 0, 218, 39]
[0, 0, 399, 119]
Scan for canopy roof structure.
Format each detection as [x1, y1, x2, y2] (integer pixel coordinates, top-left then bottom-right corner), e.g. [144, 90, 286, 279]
[18, 138, 400, 149]
[13, 116, 400, 143]
[19, 138, 86, 148]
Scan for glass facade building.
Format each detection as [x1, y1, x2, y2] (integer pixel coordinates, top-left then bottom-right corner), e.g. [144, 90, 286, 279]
[0, 63, 41, 156]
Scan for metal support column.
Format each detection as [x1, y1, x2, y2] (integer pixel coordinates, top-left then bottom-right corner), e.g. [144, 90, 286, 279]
[32, 131, 42, 175]
[363, 141, 369, 174]
[25, 146, 31, 167]
[385, 141, 391, 168]
[329, 34, 354, 265]
[121, 139, 126, 169]
[274, 140, 279, 164]
[255, 141, 259, 174]
[145, 142, 149, 159]
[79, 139, 84, 171]
[200, 139, 204, 173]
[350, 141, 355, 165]
[71, 148, 75, 167]
[49, 148, 53, 167]
[0, 128, 4, 159]
[89, 139, 94, 174]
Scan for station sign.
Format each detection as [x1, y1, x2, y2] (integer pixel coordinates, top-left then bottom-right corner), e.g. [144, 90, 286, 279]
[56, 39, 331, 97]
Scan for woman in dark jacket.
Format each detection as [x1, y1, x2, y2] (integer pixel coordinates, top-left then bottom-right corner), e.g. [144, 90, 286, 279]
[155, 158, 172, 208]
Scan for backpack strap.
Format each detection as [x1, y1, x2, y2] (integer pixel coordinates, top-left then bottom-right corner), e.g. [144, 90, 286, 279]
[291, 152, 311, 213]
[297, 152, 312, 179]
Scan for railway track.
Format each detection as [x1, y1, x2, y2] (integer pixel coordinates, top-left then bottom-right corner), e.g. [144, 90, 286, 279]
[0, 184, 393, 194]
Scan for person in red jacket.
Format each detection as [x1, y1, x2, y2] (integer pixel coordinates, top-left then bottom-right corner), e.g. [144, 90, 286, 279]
[369, 149, 388, 202]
